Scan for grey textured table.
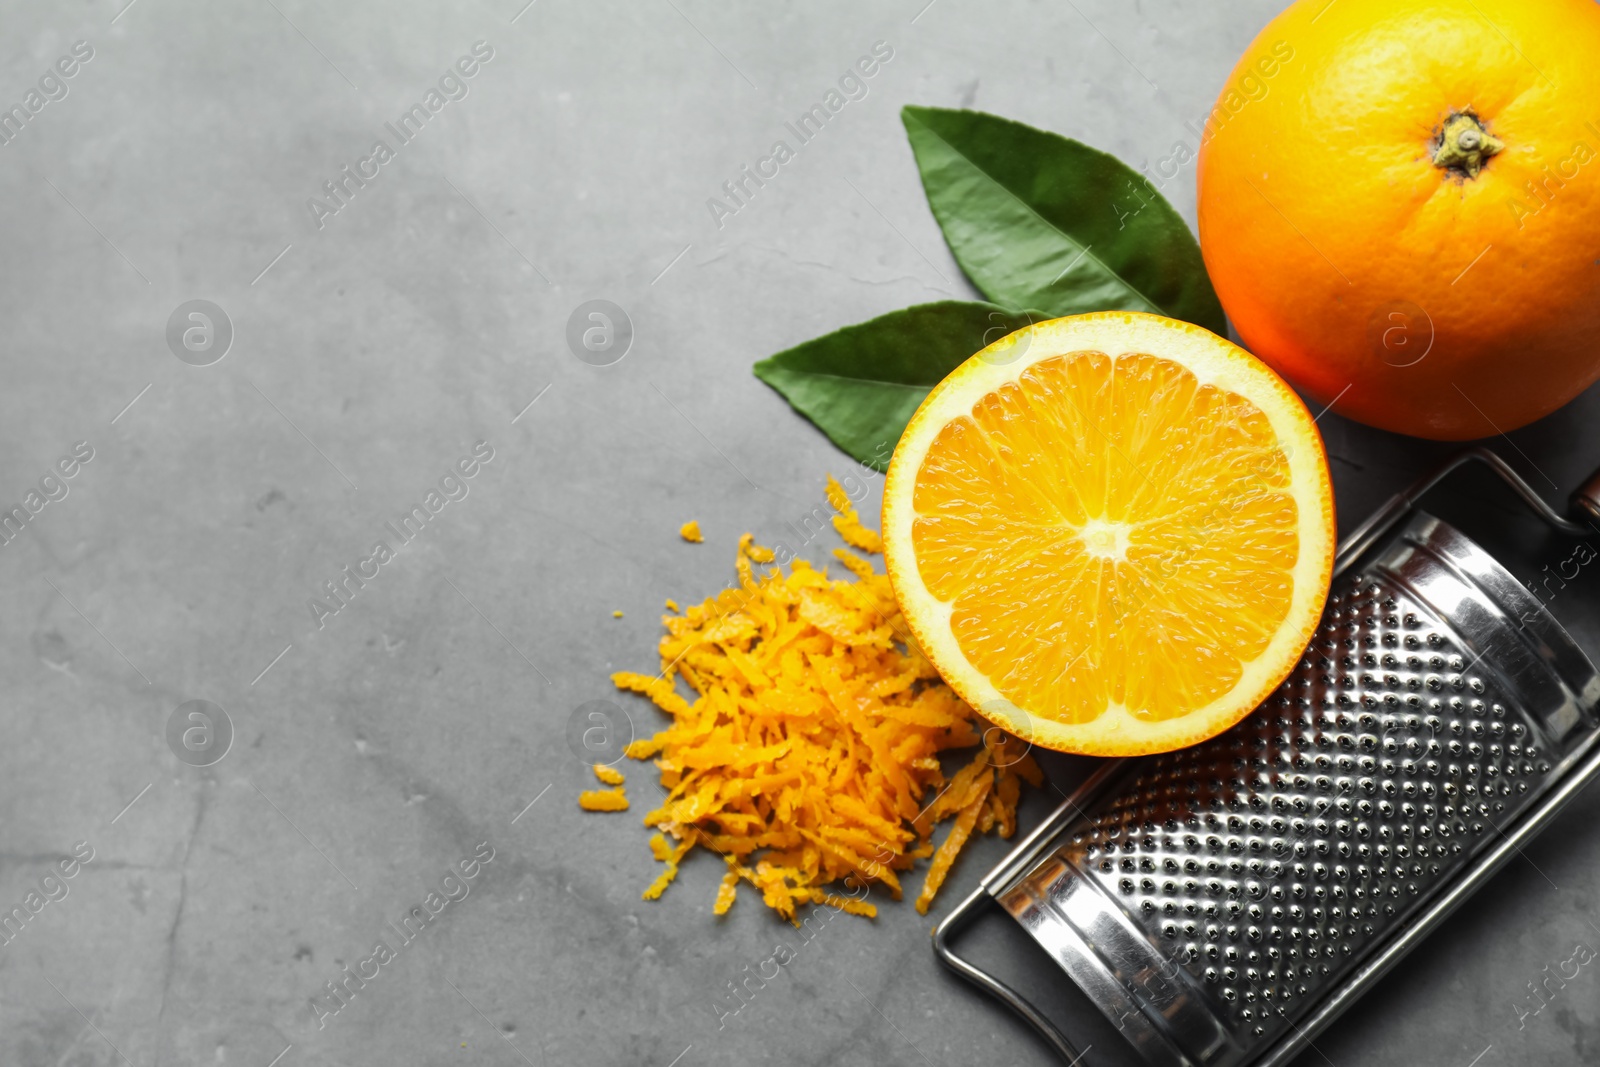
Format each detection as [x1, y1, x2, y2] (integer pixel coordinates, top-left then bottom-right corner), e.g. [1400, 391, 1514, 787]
[3, 1, 1598, 1065]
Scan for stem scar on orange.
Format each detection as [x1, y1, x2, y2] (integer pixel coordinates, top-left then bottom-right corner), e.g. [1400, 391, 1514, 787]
[1198, 0, 1600, 439]
[882, 313, 1335, 757]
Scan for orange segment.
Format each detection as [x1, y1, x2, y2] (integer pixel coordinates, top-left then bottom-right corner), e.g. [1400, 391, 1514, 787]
[882, 312, 1335, 756]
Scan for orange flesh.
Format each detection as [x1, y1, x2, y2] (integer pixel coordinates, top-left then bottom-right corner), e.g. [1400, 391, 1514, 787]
[909, 351, 1300, 725]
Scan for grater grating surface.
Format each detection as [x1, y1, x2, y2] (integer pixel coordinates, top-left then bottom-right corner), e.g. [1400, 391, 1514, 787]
[1063, 568, 1548, 1047]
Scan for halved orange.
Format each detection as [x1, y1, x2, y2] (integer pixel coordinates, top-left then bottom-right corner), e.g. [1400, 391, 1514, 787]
[882, 312, 1335, 756]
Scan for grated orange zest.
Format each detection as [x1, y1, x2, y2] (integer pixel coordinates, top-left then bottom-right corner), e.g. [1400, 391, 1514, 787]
[825, 476, 884, 554]
[713, 866, 740, 915]
[643, 833, 694, 899]
[600, 479, 1036, 922]
[594, 763, 626, 787]
[914, 772, 993, 914]
[680, 520, 704, 543]
[579, 788, 629, 812]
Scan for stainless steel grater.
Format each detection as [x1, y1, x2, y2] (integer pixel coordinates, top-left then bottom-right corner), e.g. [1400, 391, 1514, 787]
[934, 448, 1600, 1066]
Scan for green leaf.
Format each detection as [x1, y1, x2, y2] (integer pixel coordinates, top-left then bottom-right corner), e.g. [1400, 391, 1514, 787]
[753, 301, 1040, 472]
[901, 105, 1226, 335]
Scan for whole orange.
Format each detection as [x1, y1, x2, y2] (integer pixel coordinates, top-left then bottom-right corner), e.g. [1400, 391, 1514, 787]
[1198, 0, 1600, 439]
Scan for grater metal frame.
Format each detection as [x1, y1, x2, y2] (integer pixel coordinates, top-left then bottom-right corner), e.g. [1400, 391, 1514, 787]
[932, 447, 1600, 1066]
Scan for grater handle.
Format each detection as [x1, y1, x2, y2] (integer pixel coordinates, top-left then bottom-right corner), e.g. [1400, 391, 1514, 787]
[933, 885, 1087, 1064]
[1334, 446, 1594, 575]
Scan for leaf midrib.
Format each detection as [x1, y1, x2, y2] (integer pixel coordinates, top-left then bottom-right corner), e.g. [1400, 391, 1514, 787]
[761, 366, 944, 393]
[908, 112, 1164, 314]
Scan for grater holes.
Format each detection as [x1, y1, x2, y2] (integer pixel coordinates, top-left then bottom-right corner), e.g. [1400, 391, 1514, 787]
[1060, 570, 1554, 1043]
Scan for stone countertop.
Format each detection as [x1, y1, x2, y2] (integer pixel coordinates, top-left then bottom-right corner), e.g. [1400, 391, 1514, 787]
[1, 1, 1597, 1065]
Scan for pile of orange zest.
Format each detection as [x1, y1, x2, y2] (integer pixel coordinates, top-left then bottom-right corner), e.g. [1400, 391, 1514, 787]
[578, 789, 629, 811]
[606, 480, 1041, 923]
[824, 476, 883, 554]
[593, 763, 626, 786]
[679, 520, 704, 543]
